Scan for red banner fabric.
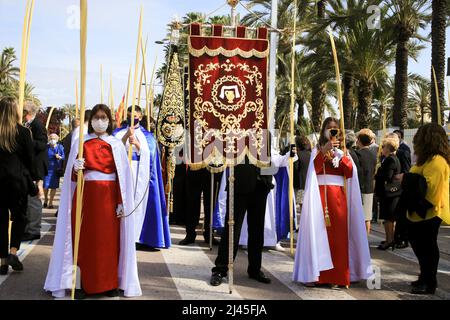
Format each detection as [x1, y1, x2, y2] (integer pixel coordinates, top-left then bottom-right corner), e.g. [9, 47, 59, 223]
[188, 24, 270, 169]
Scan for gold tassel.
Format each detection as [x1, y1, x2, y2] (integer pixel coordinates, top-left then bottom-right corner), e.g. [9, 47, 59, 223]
[324, 207, 331, 227]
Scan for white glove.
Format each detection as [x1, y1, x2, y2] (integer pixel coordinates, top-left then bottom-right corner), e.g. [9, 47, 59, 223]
[332, 149, 344, 168]
[74, 158, 85, 172]
[116, 204, 124, 218]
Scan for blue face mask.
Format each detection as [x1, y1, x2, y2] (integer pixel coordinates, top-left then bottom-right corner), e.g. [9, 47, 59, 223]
[127, 118, 140, 127]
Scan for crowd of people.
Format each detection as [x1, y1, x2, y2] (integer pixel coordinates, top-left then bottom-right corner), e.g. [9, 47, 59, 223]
[0, 96, 449, 299]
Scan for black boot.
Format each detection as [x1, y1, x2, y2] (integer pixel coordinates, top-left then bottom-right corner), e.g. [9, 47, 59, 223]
[7, 254, 23, 271]
[74, 289, 86, 300]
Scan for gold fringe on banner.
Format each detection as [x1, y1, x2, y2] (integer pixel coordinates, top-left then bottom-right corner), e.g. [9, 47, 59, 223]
[189, 40, 269, 58]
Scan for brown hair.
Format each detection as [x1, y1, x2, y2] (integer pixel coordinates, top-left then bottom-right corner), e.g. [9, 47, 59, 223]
[87, 104, 113, 135]
[318, 117, 340, 147]
[295, 135, 311, 151]
[413, 123, 450, 166]
[358, 128, 374, 147]
[0, 97, 20, 153]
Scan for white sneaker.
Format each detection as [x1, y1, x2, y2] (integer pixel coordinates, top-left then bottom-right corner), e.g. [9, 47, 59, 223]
[275, 242, 285, 252]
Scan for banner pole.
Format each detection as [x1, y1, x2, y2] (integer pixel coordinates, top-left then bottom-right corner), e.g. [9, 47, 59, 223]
[209, 172, 214, 250]
[227, 0, 238, 295]
[288, 0, 297, 257]
[71, 0, 87, 300]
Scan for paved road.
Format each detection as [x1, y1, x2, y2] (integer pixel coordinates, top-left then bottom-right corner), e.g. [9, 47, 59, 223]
[1, 193, 449, 300]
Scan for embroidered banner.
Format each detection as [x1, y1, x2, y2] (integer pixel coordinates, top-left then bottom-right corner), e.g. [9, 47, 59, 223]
[188, 23, 270, 170]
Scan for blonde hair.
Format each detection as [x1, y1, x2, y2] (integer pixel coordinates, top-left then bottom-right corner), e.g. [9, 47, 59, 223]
[0, 97, 20, 153]
[382, 133, 400, 152]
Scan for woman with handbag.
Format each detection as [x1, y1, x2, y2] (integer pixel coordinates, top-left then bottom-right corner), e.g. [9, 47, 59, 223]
[396, 123, 450, 295]
[0, 97, 37, 275]
[375, 133, 402, 250]
[43, 133, 65, 209]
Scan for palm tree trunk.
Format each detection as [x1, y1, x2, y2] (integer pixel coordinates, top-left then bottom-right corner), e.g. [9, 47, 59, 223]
[431, 0, 446, 124]
[393, 32, 410, 129]
[343, 72, 354, 129]
[357, 79, 373, 130]
[421, 102, 425, 126]
[311, 80, 326, 132]
[310, 0, 327, 133]
[317, 0, 326, 18]
[296, 97, 305, 127]
[379, 103, 385, 130]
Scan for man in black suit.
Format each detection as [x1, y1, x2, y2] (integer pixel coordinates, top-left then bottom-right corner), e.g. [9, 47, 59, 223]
[179, 166, 221, 245]
[209, 146, 296, 286]
[22, 101, 48, 241]
[393, 129, 412, 249]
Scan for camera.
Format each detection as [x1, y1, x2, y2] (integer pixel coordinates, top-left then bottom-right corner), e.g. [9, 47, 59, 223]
[329, 129, 340, 137]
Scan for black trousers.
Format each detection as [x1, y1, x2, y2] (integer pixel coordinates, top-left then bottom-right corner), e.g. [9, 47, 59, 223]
[408, 216, 442, 288]
[394, 205, 409, 243]
[184, 168, 222, 239]
[0, 195, 28, 258]
[171, 164, 187, 225]
[212, 180, 270, 276]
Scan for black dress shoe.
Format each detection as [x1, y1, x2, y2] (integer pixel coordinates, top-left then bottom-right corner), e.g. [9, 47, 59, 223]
[411, 279, 425, 288]
[22, 233, 41, 242]
[74, 289, 86, 300]
[411, 283, 436, 295]
[248, 271, 271, 284]
[210, 272, 224, 286]
[7, 254, 23, 271]
[136, 243, 160, 252]
[105, 288, 120, 297]
[0, 265, 8, 275]
[204, 237, 220, 245]
[395, 241, 409, 249]
[178, 237, 196, 245]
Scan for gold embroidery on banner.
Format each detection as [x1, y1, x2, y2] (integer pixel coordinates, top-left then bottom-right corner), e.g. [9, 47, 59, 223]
[192, 57, 266, 162]
[157, 52, 185, 149]
[188, 38, 269, 58]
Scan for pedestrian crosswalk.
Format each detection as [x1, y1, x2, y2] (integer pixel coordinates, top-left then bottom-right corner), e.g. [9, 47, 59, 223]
[1, 205, 450, 300]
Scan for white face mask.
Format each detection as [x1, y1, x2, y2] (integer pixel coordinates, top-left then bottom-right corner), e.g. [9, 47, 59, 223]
[91, 119, 109, 133]
[50, 139, 58, 145]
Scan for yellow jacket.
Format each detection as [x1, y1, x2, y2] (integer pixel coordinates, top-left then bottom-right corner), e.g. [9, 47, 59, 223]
[407, 155, 450, 224]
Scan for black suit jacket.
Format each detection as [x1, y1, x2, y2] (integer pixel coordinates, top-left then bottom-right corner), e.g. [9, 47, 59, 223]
[0, 125, 36, 202]
[375, 155, 401, 198]
[356, 148, 377, 194]
[397, 142, 411, 174]
[293, 150, 311, 190]
[28, 117, 48, 179]
[226, 158, 274, 195]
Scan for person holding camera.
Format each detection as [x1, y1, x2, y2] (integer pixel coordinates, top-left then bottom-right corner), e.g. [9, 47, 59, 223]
[293, 117, 371, 288]
[374, 133, 401, 250]
[0, 97, 38, 275]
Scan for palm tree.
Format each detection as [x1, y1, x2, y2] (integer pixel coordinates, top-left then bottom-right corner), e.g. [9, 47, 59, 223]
[319, 0, 382, 128]
[0, 47, 19, 85]
[343, 18, 395, 130]
[430, 0, 447, 124]
[0, 80, 41, 106]
[241, 0, 315, 130]
[386, 0, 430, 129]
[409, 77, 431, 125]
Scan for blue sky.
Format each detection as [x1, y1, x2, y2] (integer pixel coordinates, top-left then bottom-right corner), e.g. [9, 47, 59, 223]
[0, 0, 449, 110]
